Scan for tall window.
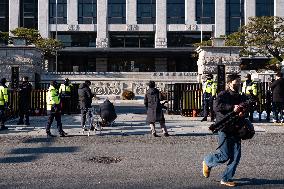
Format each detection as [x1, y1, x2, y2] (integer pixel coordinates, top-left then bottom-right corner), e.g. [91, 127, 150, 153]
[110, 33, 154, 48]
[108, 0, 126, 24]
[78, 0, 97, 24]
[49, 0, 67, 24]
[256, 0, 274, 16]
[196, 0, 215, 24]
[0, 0, 9, 32]
[137, 0, 156, 24]
[226, 0, 244, 35]
[20, 0, 38, 29]
[167, 0, 184, 24]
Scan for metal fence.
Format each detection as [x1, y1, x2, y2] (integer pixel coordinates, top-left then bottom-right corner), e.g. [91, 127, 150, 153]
[166, 82, 272, 120]
[6, 84, 80, 118]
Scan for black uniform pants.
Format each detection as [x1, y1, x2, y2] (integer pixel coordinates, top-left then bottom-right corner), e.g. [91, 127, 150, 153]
[18, 105, 30, 124]
[0, 106, 5, 127]
[61, 96, 71, 114]
[203, 93, 214, 119]
[46, 105, 64, 134]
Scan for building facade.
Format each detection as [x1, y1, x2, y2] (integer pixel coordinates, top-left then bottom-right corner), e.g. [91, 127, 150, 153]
[1, 0, 284, 73]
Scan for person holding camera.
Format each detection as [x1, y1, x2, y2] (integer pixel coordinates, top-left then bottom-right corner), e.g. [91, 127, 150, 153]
[144, 81, 169, 137]
[202, 74, 248, 187]
[46, 81, 67, 137]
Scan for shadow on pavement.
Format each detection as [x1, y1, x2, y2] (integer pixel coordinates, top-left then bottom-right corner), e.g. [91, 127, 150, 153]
[235, 178, 284, 186]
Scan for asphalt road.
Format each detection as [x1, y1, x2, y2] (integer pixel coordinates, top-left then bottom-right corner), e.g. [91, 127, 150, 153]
[0, 133, 283, 189]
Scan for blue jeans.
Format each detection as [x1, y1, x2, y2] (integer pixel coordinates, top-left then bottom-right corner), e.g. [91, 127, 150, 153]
[204, 131, 241, 182]
[81, 108, 93, 128]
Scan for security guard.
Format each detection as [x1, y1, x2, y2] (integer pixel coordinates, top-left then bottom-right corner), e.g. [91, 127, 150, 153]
[46, 81, 66, 137]
[0, 78, 9, 130]
[242, 74, 258, 121]
[59, 78, 73, 115]
[201, 74, 217, 122]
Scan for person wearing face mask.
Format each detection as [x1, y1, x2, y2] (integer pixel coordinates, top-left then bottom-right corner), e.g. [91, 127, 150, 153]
[202, 74, 247, 187]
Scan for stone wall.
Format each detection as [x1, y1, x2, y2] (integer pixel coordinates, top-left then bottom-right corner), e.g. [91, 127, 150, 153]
[0, 47, 43, 86]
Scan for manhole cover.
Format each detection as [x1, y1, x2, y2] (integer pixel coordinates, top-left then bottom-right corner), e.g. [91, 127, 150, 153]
[88, 156, 122, 164]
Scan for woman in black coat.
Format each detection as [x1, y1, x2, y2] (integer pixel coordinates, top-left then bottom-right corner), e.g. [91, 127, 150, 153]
[270, 72, 284, 122]
[144, 81, 169, 137]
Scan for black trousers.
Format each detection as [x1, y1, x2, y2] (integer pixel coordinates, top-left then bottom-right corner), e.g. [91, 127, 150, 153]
[203, 93, 214, 119]
[46, 105, 64, 134]
[18, 105, 30, 124]
[61, 96, 71, 114]
[0, 106, 5, 127]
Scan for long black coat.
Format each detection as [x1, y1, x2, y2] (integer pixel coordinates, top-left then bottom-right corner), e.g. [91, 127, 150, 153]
[78, 83, 94, 109]
[270, 78, 284, 103]
[144, 88, 165, 124]
[18, 81, 32, 109]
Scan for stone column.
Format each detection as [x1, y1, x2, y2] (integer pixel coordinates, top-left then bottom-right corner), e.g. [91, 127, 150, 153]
[185, 0, 196, 25]
[38, 0, 49, 38]
[214, 0, 226, 37]
[126, 0, 137, 24]
[67, 0, 78, 25]
[155, 0, 167, 48]
[274, 0, 284, 17]
[9, 0, 20, 34]
[155, 58, 167, 72]
[244, 0, 255, 25]
[96, 0, 109, 48]
[96, 58, 108, 72]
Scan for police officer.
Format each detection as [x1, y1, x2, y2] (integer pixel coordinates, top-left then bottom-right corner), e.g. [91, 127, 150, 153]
[201, 74, 217, 122]
[0, 78, 9, 130]
[59, 78, 73, 115]
[242, 74, 258, 121]
[46, 81, 67, 137]
[17, 76, 32, 125]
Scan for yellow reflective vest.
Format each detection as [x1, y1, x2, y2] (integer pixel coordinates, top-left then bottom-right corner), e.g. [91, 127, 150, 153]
[0, 85, 8, 106]
[203, 80, 217, 96]
[46, 85, 60, 110]
[242, 80, 257, 96]
[59, 84, 72, 93]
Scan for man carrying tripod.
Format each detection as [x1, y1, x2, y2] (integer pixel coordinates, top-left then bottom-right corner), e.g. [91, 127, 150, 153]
[202, 74, 249, 187]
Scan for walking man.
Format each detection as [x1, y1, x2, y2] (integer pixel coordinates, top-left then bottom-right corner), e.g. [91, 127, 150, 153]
[17, 76, 32, 125]
[78, 80, 95, 131]
[270, 72, 284, 123]
[201, 74, 217, 122]
[59, 78, 73, 115]
[46, 81, 67, 137]
[0, 78, 9, 130]
[203, 74, 246, 187]
[144, 81, 169, 137]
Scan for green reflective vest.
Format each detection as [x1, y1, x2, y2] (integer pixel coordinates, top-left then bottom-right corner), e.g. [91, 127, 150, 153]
[46, 85, 60, 110]
[203, 80, 217, 96]
[0, 86, 8, 106]
[59, 84, 72, 93]
[242, 80, 257, 96]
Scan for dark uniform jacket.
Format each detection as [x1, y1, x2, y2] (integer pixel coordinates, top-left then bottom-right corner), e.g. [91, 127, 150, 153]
[144, 88, 165, 124]
[78, 83, 94, 109]
[99, 99, 117, 122]
[270, 78, 284, 103]
[18, 81, 32, 109]
[214, 89, 247, 123]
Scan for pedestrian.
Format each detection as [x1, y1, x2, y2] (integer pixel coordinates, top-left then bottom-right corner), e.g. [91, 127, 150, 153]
[270, 72, 284, 123]
[202, 74, 247, 187]
[201, 74, 217, 122]
[241, 74, 258, 122]
[0, 78, 9, 131]
[99, 99, 117, 127]
[78, 80, 95, 131]
[144, 80, 169, 137]
[17, 76, 32, 125]
[59, 78, 73, 115]
[46, 81, 67, 137]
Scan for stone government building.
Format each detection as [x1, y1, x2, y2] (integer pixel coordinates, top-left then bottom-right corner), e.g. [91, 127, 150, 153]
[0, 0, 283, 96]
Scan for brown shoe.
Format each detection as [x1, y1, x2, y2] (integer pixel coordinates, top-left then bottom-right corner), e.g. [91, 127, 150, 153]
[202, 161, 210, 178]
[220, 180, 237, 187]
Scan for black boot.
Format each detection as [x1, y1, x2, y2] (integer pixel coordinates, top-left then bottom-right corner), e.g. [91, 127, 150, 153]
[46, 131, 56, 137]
[201, 117, 207, 122]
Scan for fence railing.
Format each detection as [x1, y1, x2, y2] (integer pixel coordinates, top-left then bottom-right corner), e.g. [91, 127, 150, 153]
[166, 82, 273, 120]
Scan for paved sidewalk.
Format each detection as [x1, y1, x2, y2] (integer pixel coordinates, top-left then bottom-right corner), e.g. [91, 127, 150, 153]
[2, 112, 284, 136]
